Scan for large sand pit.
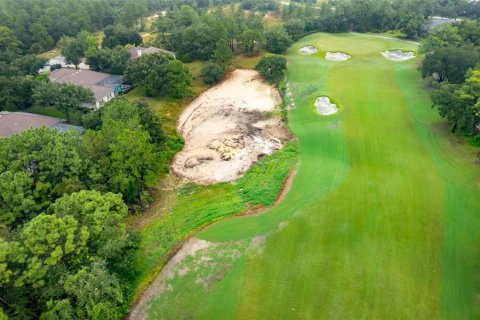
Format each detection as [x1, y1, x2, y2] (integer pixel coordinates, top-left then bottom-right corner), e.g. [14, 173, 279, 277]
[326, 52, 351, 61]
[299, 46, 318, 55]
[314, 96, 338, 116]
[172, 69, 290, 184]
[382, 50, 415, 61]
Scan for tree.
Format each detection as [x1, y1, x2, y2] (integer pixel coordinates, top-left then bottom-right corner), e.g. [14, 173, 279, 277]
[166, 60, 192, 98]
[80, 99, 164, 204]
[63, 260, 124, 319]
[432, 83, 477, 135]
[33, 82, 94, 123]
[212, 38, 233, 70]
[40, 300, 75, 320]
[0, 128, 85, 224]
[255, 55, 287, 84]
[50, 190, 128, 259]
[239, 29, 265, 56]
[0, 77, 35, 110]
[0, 171, 35, 228]
[125, 53, 192, 97]
[102, 25, 142, 48]
[29, 23, 54, 53]
[12, 213, 89, 288]
[58, 36, 84, 68]
[284, 19, 305, 40]
[419, 24, 462, 54]
[0, 26, 22, 62]
[398, 13, 425, 39]
[265, 26, 293, 54]
[13, 55, 47, 76]
[202, 62, 224, 86]
[86, 46, 130, 75]
[421, 46, 480, 84]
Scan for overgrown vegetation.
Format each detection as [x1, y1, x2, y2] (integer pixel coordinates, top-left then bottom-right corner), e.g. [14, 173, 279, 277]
[132, 141, 297, 296]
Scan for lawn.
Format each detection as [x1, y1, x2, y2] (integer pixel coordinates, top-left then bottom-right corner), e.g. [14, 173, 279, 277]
[143, 33, 480, 319]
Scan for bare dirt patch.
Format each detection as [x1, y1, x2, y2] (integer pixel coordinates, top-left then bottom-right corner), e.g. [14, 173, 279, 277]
[128, 238, 215, 320]
[299, 46, 319, 55]
[382, 50, 415, 61]
[171, 69, 290, 184]
[326, 52, 351, 61]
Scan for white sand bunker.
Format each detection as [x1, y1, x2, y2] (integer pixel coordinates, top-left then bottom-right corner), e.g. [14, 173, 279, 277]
[172, 70, 290, 184]
[382, 50, 415, 61]
[326, 52, 351, 61]
[299, 46, 318, 55]
[314, 96, 338, 116]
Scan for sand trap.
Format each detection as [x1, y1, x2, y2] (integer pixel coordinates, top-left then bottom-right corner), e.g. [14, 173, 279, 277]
[326, 52, 351, 61]
[314, 96, 338, 115]
[299, 46, 318, 55]
[382, 50, 415, 61]
[172, 69, 290, 184]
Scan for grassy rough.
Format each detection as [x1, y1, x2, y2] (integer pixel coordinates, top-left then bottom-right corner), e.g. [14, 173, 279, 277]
[130, 141, 297, 298]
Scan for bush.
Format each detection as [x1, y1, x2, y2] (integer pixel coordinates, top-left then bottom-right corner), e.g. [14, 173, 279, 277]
[202, 63, 224, 86]
[255, 55, 287, 84]
[471, 135, 480, 147]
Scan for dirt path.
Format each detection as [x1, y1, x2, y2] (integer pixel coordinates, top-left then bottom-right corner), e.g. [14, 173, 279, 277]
[128, 238, 214, 320]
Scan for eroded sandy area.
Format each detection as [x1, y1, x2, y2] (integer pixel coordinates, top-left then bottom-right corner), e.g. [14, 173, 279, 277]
[172, 69, 290, 184]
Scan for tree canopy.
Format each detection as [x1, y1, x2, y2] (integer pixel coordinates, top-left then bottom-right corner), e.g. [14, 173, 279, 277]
[125, 53, 192, 97]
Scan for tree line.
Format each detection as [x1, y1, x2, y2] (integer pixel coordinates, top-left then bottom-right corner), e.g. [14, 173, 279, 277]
[0, 99, 171, 319]
[420, 21, 480, 143]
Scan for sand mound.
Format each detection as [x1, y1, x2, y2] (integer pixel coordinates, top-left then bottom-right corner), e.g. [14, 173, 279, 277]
[326, 52, 351, 61]
[172, 70, 290, 184]
[382, 50, 415, 61]
[314, 96, 338, 115]
[299, 46, 318, 55]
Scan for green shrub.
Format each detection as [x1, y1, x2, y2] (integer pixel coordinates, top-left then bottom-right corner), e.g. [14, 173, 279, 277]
[202, 62, 224, 86]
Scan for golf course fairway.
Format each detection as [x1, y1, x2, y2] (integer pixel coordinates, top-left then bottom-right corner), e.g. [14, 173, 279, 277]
[145, 33, 480, 319]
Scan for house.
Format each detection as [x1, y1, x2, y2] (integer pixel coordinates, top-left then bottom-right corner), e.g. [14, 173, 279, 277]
[128, 46, 176, 59]
[48, 68, 123, 109]
[426, 16, 462, 32]
[39, 55, 90, 73]
[0, 111, 84, 137]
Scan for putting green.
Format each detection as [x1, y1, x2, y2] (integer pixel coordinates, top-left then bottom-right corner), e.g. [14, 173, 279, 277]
[145, 33, 480, 319]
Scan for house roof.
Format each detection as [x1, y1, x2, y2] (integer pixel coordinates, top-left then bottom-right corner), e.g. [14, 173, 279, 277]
[129, 46, 175, 59]
[0, 112, 84, 137]
[49, 68, 112, 86]
[48, 68, 122, 103]
[0, 112, 60, 137]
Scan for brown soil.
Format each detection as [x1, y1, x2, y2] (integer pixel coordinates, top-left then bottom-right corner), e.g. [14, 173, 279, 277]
[171, 69, 290, 184]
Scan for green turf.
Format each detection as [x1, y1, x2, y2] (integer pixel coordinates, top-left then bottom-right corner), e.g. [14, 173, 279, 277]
[145, 33, 480, 319]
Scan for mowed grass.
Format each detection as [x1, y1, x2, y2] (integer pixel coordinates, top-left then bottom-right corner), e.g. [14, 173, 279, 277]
[146, 33, 480, 319]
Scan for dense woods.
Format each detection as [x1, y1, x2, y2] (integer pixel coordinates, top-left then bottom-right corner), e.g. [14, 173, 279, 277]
[0, 99, 168, 318]
[420, 22, 480, 139]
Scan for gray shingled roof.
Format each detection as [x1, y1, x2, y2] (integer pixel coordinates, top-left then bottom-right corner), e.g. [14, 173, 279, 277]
[0, 112, 85, 137]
